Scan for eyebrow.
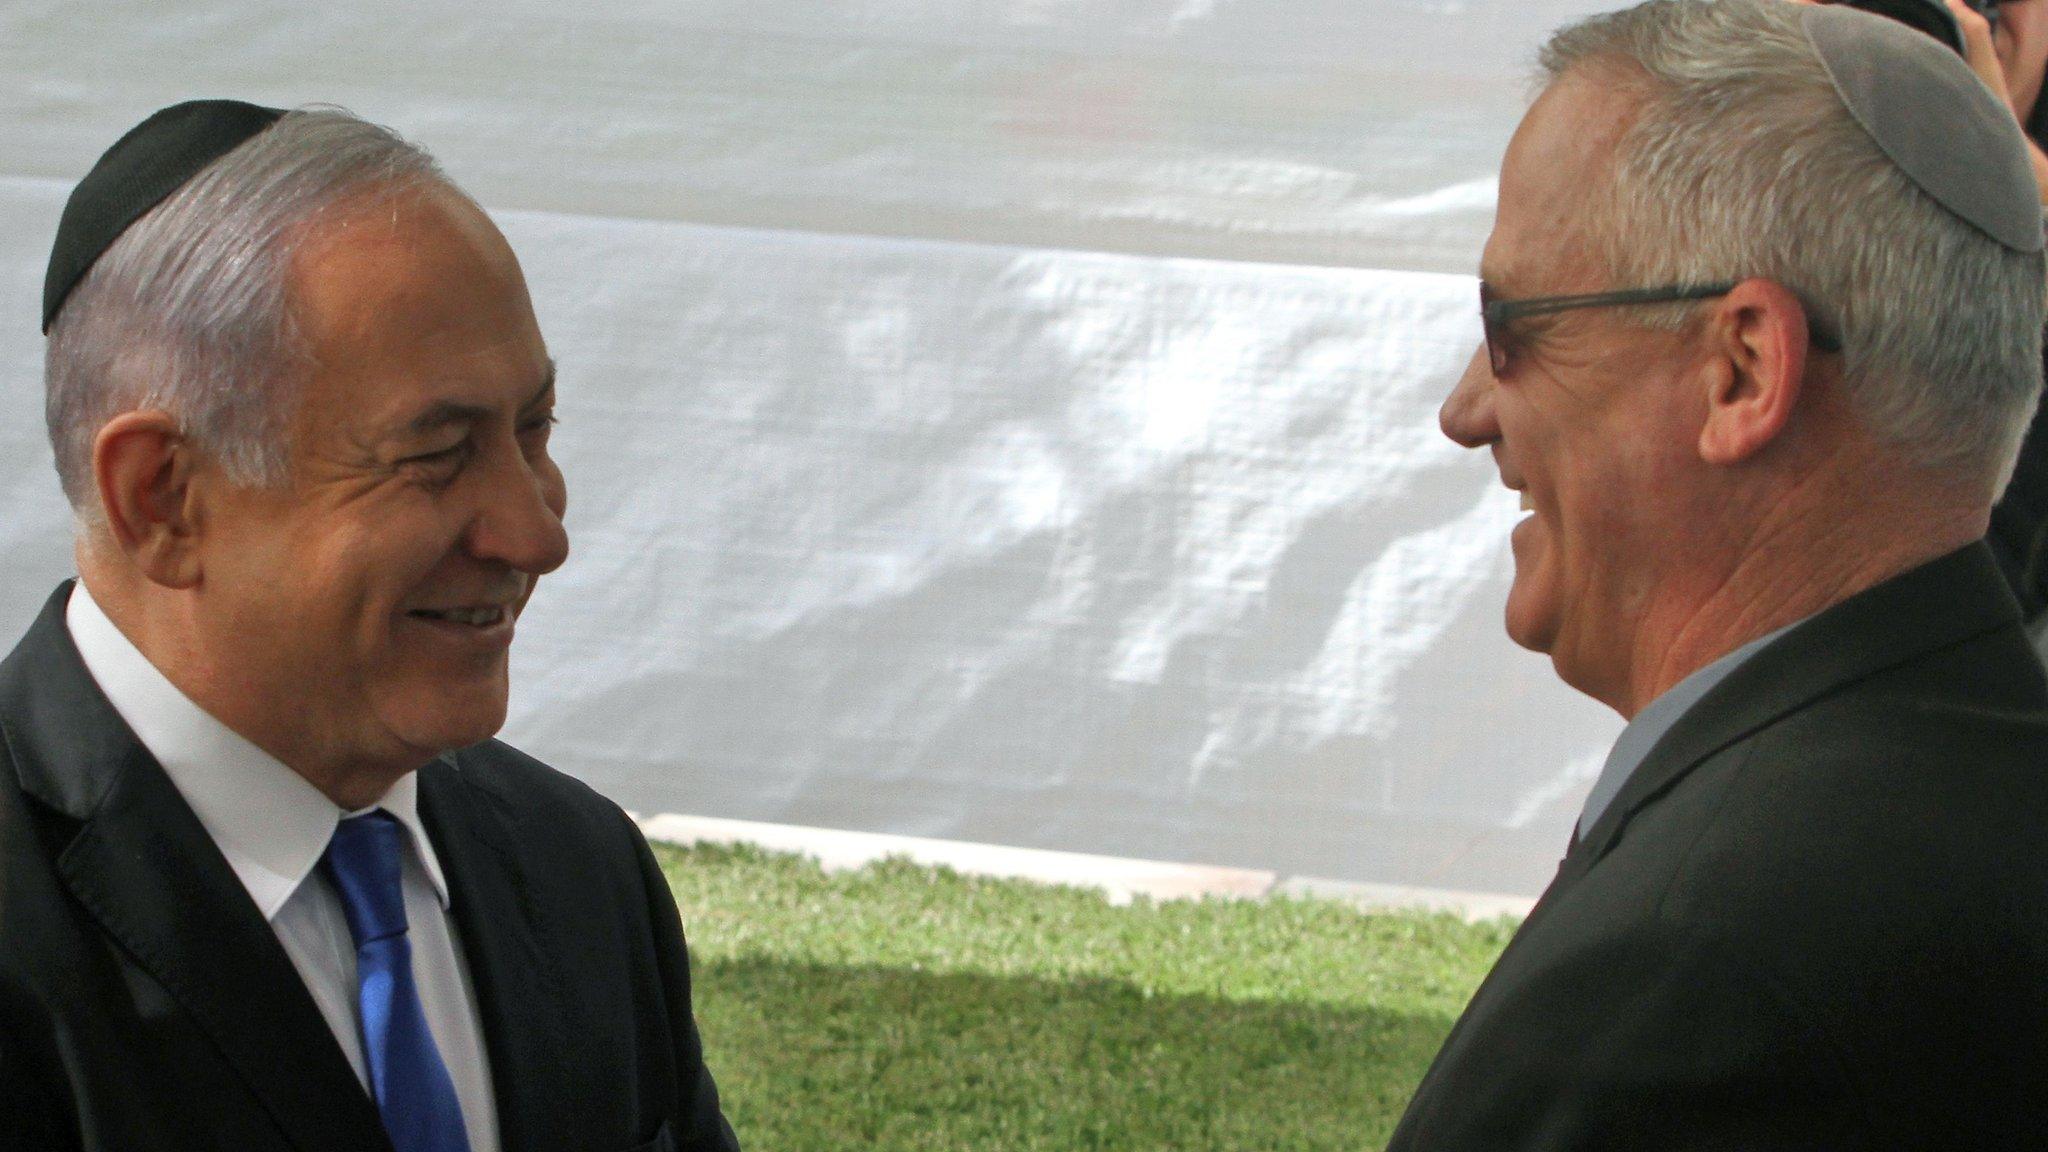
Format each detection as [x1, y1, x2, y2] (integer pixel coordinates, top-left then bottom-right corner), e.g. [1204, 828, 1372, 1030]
[398, 361, 557, 438]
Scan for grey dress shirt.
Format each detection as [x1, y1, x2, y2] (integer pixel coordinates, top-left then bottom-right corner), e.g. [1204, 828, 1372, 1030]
[1577, 623, 1797, 838]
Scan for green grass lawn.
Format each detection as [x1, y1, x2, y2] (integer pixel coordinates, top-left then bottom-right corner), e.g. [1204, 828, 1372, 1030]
[656, 842, 1517, 1151]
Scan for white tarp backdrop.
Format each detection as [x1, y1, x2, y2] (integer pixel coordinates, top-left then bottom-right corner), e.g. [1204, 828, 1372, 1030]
[0, 0, 1622, 895]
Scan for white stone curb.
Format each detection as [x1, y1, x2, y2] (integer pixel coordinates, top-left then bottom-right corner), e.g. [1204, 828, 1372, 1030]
[1271, 876, 1535, 922]
[635, 812, 1534, 921]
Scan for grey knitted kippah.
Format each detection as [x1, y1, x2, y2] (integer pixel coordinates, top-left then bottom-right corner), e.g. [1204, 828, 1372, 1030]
[1801, 3, 2042, 253]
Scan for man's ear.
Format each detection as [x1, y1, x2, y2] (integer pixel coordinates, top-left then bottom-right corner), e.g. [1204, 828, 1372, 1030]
[92, 410, 207, 589]
[1697, 278, 1812, 466]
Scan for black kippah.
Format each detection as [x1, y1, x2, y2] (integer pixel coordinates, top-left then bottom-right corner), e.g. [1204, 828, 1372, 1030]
[42, 99, 286, 334]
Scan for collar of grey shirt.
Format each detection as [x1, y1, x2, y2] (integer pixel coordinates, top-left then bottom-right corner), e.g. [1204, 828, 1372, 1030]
[1576, 621, 1798, 838]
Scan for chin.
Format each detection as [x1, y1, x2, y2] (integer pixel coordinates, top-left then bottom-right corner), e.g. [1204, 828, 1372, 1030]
[1501, 578, 1559, 657]
[381, 684, 510, 758]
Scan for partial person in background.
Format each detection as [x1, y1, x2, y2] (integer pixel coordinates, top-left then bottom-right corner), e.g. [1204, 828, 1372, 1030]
[1856, 0, 2048, 630]
[1392, 1, 2048, 1145]
[1852, 0, 2048, 650]
[1946, 0, 2048, 629]
[0, 102, 738, 1152]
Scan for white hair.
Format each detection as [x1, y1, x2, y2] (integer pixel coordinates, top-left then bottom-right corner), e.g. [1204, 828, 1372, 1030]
[1540, 0, 2046, 492]
[44, 107, 459, 512]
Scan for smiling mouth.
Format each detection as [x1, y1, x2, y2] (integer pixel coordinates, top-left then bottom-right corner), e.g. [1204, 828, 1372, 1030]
[408, 606, 510, 627]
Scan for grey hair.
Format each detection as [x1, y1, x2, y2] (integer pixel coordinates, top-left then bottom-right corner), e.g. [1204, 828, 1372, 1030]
[44, 106, 460, 512]
[1539, 0, 2046, 492]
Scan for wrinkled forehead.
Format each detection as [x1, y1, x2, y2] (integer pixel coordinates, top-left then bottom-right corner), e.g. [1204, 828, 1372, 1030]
[289, 187, 536, 359]
[285, 187, 549, 431]
[1483, 69, 1640, 293]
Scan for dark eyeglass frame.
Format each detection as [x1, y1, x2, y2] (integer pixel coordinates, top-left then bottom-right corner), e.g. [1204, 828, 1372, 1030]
[1478, 280, 1843, 377]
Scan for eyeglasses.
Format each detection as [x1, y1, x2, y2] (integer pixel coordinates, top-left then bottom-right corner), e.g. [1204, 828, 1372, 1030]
[1478, 280, 1844, 377]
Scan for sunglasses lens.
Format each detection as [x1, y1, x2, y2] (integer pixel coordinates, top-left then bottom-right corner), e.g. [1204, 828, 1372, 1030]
[1479, 282, 1508, 376]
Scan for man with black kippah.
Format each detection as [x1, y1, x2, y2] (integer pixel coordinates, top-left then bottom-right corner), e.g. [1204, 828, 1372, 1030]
[0, 102, 739, 1152]
[1393, 0, 2048, 1145]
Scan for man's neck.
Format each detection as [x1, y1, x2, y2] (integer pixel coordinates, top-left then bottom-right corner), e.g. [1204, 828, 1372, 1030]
[1615, 492, 1986, 719]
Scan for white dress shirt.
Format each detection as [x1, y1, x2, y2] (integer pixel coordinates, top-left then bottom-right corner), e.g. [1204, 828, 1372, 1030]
[67, 583, 500, 1152]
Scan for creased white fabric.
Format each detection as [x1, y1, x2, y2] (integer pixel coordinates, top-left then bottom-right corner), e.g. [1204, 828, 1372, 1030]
[0, 0, 1622, 894]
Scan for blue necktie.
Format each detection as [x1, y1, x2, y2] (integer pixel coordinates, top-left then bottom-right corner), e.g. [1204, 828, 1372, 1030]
[322, 811, 472, 1152]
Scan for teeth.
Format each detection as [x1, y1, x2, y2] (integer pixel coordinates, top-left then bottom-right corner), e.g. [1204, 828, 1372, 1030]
[421, 607, 504, 626]
[1519, 491, 1535, 512]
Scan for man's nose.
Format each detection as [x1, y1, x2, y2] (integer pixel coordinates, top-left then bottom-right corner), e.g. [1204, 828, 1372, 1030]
[1439, 345, 1501, 449]
[466, 446, 570, 576]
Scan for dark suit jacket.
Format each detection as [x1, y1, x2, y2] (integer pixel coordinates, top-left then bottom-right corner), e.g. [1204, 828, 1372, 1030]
[1987, 398, 2048, 617]
[1388, 543, 2048, 1150]
[0, 583, 740, 1152]
[1991, 104, 2048, 616]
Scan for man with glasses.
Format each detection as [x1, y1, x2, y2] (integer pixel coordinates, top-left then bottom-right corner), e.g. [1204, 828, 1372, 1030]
[1389, 1, 2048, 1146]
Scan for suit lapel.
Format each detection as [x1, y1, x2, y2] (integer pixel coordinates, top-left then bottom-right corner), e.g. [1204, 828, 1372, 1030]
[1, 583, 390, 1152]
[1399, 545, 2030, 1136]
[419, 753, 565, 1152]
[1556, 543, 2022, 890]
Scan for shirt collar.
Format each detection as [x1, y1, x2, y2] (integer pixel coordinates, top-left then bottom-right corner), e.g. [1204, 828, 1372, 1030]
[65, 582, 452, 919]
[1576, 620, 1800, 837]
